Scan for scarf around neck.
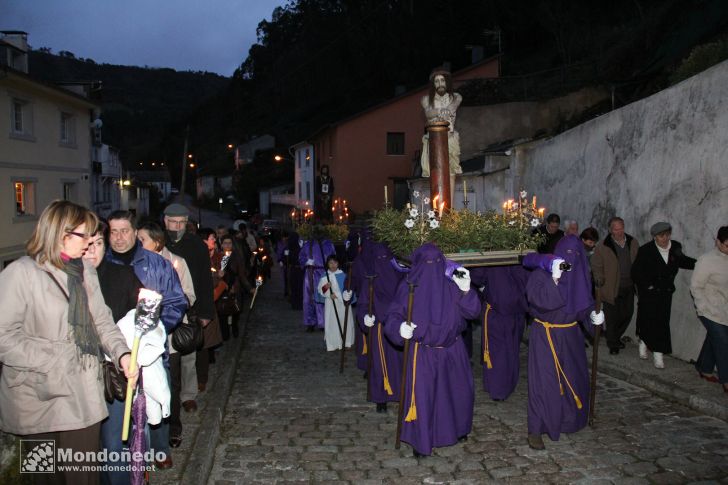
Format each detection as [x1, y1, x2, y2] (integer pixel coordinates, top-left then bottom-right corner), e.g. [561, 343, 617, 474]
[62, 258, 102, 367]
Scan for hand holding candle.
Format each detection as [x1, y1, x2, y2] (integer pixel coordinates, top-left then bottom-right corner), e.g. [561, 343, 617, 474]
[122, 289, 163, 441]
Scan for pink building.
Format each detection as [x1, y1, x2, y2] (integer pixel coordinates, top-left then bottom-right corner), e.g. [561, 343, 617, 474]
[306, 56, 500, 215]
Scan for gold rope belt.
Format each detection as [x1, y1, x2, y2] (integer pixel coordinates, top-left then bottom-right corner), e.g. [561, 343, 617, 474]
[483, 303, 493, 369]
[533, 318, 583, 409]
[377, 323, 393, 396]
[405, 341, 419, 422]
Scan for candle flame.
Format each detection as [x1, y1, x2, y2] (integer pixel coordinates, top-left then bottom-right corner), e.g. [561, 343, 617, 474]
[439, 201, 445, 214]
[433, 194, 439, 210]
[211, 267, 217, 273]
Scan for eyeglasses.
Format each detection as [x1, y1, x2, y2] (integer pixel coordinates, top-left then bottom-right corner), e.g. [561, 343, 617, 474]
[66, 231, 91, 240]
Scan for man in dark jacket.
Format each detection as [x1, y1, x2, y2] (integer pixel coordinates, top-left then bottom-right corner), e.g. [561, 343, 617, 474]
[591, 216, 639, 355]
[163, 204, 215, 326]
[163, 203, 216, 441]
[533, 213, 565, 254]
[106, 210, 187, 469]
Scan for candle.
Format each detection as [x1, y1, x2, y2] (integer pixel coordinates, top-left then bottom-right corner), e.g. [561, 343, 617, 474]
[532, 195, 536, 209]
[439, 201, 445, 215]
[463, 178, 468, 202]
[502, 201, 507, 216]
[384, 185, 388, 205]
[538, 207, 545, 218]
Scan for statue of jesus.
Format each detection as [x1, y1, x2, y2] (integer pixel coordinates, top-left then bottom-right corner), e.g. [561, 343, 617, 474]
[420, 68, 462, 177]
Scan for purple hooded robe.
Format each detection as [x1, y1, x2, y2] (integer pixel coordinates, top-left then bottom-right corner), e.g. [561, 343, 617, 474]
[357, 242, 407, 404]
[469, 265, 529, 400]
[524, 235, 595, 441]
[385, 243, 481, 455]
[299, 239, 335, 328]
[287, 232, 304, 310]
[351, 233, 375, 371]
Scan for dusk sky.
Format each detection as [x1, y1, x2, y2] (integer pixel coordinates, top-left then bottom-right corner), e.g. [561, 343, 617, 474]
[1, 0, 286, 76]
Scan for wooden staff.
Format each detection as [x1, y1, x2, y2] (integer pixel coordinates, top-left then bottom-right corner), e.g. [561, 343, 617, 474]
[339, 262, 353, 373]
[395, 281, 417, 449]
[319, 240, 344, 340]
[364, 274, 377, 401]
[588, 288, 603, 426]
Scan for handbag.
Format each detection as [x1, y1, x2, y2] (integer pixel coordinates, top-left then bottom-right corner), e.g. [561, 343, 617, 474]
[172, 309, 205, 355]
[103, 361, 127, 403]
[216, 289, 241, 316]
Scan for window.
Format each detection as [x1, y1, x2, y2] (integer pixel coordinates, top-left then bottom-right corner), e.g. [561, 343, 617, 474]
[63, 182, 77, 201]
[306, 181, 311, 200]
[14, 181, 36, 216]
[305, 149, 310, 167]
[60, 112, 76, 146]
[386, 132, 405, 155]
[298, 181, 302, 199]
[10, 97, 33, 138]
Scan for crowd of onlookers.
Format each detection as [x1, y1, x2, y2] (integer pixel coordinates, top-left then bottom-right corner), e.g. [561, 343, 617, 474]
[532, 213, 728, 386]
[0, 200, 276, 485]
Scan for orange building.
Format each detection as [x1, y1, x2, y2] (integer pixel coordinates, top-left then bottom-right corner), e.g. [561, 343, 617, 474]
[304, 56, 500, 215]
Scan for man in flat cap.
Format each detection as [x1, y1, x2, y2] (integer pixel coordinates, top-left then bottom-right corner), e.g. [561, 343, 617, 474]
[163, 203, 215, 446]
[631, 222, 695, 368]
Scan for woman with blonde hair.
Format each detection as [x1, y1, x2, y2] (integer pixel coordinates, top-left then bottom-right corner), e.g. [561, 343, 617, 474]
[0, 200, 135, 485]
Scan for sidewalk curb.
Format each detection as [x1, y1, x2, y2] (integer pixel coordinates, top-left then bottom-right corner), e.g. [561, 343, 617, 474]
[598, 360, 728, 422]
[178, 316, 248, 485]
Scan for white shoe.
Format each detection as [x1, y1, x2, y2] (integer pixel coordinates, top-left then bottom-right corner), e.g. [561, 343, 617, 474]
[653, 352, 665, 369]
[639, 340, 648, 360]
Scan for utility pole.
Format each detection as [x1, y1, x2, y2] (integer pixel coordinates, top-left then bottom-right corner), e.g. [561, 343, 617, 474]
[178, 125, 189, 203]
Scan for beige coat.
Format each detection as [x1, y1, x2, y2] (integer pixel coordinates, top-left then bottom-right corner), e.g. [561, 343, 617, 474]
[591, 235, 639, 305]
[0, 256, 130, 435]
[690, 248, 728, 325]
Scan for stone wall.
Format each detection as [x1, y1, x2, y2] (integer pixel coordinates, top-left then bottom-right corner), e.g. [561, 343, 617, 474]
[512, 60, 728, 361]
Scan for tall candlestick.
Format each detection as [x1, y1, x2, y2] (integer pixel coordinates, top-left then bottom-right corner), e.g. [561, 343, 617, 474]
[532, 195, 536, 209]
[384, 185, 388, 205]
[463, 178, 468, 203]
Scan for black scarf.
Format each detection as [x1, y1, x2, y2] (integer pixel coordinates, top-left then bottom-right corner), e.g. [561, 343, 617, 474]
[62, 259, 102, 367]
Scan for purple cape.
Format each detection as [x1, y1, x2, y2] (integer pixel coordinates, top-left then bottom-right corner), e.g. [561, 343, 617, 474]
[357, 242, 406, 403]
[525, 234, 595, 441]
[351, 237, 377, 371]
[470, 266, 529, 400]
[384, 243, 481, 455]
[298, 239, 335, 328]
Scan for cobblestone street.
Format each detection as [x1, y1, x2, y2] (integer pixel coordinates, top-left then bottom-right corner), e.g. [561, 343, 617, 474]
[204, 271, 728, 484]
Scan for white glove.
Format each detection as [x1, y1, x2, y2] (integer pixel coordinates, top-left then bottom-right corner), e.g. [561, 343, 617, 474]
[551, 258, 566, 281]
[306, 258, 315, 266]
[284, 249, 290, 256]
[343, 290, 353, 302]
[298, 240, 304, 248]
[453, 267, 471, 292]
[590, 310, 605, 326]
[364, 314, 376, 327]
[400, 321, 417, 340]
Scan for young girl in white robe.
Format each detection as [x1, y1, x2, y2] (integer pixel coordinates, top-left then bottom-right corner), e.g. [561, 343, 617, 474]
[316, 255, 356, 351]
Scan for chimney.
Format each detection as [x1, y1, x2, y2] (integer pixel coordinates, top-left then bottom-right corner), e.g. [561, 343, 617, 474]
[0, 31, 29, 73]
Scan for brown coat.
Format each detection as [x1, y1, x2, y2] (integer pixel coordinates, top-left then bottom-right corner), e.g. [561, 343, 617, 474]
[590, 235, 639, 305]
[0, 257, 130, 435]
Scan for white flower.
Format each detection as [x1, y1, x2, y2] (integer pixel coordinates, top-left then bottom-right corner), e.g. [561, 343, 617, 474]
[413, 191, 421, 199]
[409, 208, 419, 218]
[423, 197, 430, 205]
[404, 219, 415, 229]
[509, 220, 516, 226]
[512, 202, 519, 209]
[520, 190, 527, 198]
[427, 210, 436, 218]
[531, 218, 540, 227]
[429, 219, 440, 229]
